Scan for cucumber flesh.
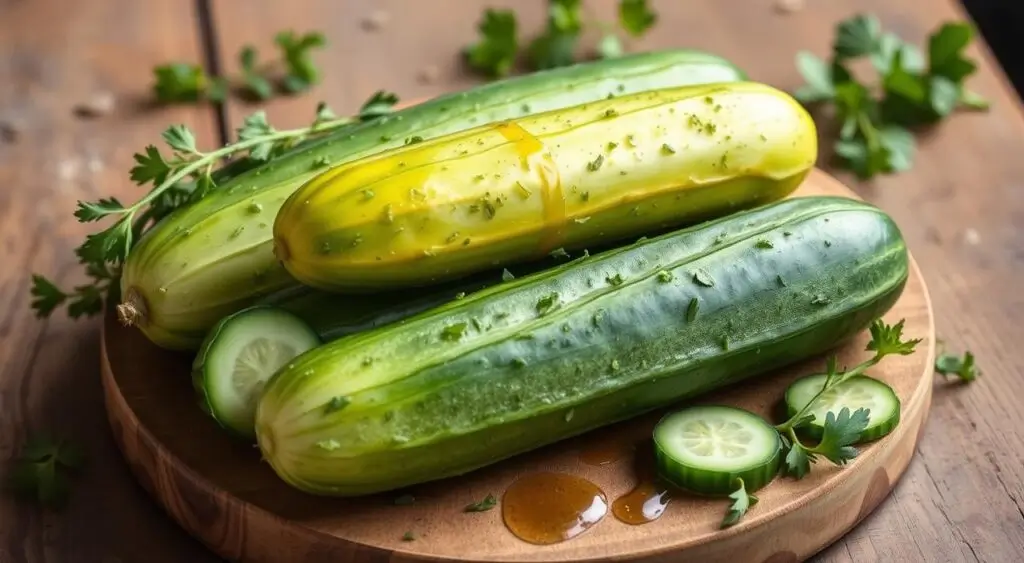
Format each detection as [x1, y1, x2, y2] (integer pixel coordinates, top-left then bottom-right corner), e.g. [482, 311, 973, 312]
[192, 307, 321, 439]
[784, 375, 900, 442]
[653, 406, 781, 496]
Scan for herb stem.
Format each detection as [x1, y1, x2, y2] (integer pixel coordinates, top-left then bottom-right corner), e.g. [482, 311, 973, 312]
[775, 355, 880, 433]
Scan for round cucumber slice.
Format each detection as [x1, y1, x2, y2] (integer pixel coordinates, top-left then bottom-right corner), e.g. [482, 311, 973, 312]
[192, 306, 321, 440]
[653, 406, 781, 496]
[784, 375, 900, 443]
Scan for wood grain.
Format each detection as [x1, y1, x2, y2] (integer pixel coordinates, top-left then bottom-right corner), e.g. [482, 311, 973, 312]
[100, 171, 936, 562]
[0, 1, 220, 562]
[1, 0, 1022, 561]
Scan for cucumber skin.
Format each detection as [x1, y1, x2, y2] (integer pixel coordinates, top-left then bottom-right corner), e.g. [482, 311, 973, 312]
[255, 196, 910, 496]
[118, 49, 749, 351]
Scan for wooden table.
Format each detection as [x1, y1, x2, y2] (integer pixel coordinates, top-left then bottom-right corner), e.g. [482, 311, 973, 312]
[1, 1, 1021, 561]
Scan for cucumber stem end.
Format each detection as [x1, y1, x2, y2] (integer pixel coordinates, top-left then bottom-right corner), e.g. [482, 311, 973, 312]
[116, 287, 149, 328]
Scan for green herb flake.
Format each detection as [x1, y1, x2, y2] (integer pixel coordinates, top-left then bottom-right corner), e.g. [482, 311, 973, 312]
[693, 269, 715, 287]
[574, 216, 591, 224]
[611, 359, 621, 371]
[315, 439, 341, 451]
[536, 293, 560, 316]
[247, 202, 263, 214]
[625, 134, 637, 147]
[362, 357, 374, 367]
[587, 154, 605, 171]
[402, 531, 416, 542]
[657, 270, 673, 283]
[607, 141, 619, 151]
[501, 268, 515, 282]
[755, 239, 774, 249]
[592, 309, 606, 326]
[811, 294, 830, 305]
[824, 240, 833, 247]
[312, 156, 330, 169]
[688, 114, 702, 128]
[580, 191, 591, 202]
[759, 133, 767, 142]
[405, 135, 424, 145]
[455, 291, 466, 300]
[515, 181, 533, 197]
[783, 231, 792, 237]
[686, 297, 699, 322]
[394, 494, 416, 506]
[603, 108, 618, 118]
[230, 226, 245, 239]
[441, 322, 468, 341]
[704, 123, 717, 134]
[606, 273, 625, 286]
[661, 143, 676, 155]
[482, 200, 497, 219]
[323, 396, 350, 415]
[562, 323, 572, 333]
[720, 335, 730, 351]
[410, 187, 426, 201]
[362, 189, 375, 200]
[549, 247, 570, 260]
[564, 409, 575, 422]
[464, 493, 498, 513]
[510, 358, 527, 368]
[777, 275, 787, 287]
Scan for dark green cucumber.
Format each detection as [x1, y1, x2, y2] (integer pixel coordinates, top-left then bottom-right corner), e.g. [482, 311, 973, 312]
[254, 196, 910, 496]
[118, 49, 749, 351]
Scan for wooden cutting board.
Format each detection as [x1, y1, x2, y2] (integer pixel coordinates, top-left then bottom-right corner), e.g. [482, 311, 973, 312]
[100, 168, 935, 563]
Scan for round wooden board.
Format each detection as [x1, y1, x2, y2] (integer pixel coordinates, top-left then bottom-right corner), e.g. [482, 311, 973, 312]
[101, 168, 935, 563]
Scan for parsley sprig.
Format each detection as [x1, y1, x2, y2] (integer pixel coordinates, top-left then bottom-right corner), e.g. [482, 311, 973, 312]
[30, 92, 399, 320]
[464, 0, 658, 78]
[795, 15, 988, 179]
[935, 349, 979, 382]
[153, 30, 326, 103]
[7, 436, 85, 508]
[775, 319, 921, 478]
[720, 477, 758, 528]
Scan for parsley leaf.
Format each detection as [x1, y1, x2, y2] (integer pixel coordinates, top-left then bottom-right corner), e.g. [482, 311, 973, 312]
[129, 145, 174, 186]
[152, 63, 208, 103]
[239, 46, 273, 100]
[833, 14, 881, 58]
[236, 111, 277, 160]
[783, 441, 812, 479]
[7, 436, 85, 508]
[465, 9, 518, 78]
[866, 318, 921, 357]
[619, 0, 657, 37]
[74, 197, 125, 223]
[274, 30, 326, 93]
[720, 478, 758, 528]
[29, 275, 68, 317]
[358, 90, 400, 121]
[464, 493, 498, 512]
[808, 407, 870, 465]
[793, 52, 835, 103]
[528, 0, 583, 71]
[162, 124, 199, 155]
[935, 350, 979, 382]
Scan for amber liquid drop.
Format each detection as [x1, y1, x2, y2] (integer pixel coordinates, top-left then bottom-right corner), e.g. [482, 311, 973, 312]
[611, 442, 673, 525]
[502, 471, 608, 545]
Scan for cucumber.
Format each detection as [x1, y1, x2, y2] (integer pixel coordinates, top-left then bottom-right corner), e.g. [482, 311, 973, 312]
[784, 375, 901, 442]
[192, 307, 321, 439]
[117, 49, 750, 350]
[254, 195, 910, 496]
[653, 406, 781, 495]
[273, 81, 816, 291]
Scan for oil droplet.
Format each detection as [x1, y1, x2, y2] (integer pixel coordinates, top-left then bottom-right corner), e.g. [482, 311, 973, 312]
[502, 472, 608, 545]
[611, 442, 672, 525]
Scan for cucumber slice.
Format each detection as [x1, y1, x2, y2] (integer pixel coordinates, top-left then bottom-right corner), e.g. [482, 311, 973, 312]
[192, 307, 321, 440]
[653, 406, 781, 496]
[784, 375, 900, 443]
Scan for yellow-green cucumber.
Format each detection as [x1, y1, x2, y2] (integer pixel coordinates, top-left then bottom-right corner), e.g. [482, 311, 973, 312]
[254, 196, 909, 496]
[117, 49, 751, 350]
[273, 81, 817, 291]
